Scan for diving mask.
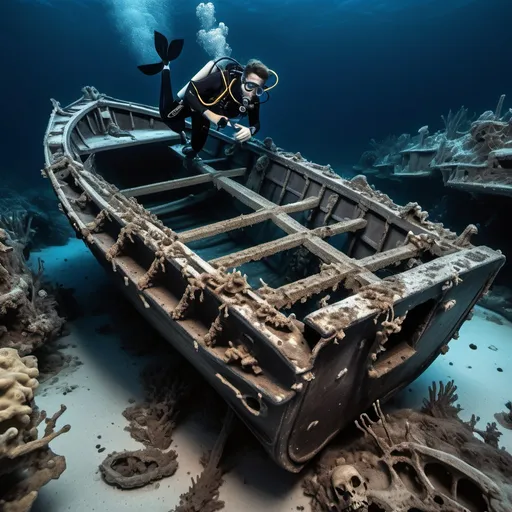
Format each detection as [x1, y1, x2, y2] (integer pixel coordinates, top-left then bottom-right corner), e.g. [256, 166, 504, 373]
[242, 80, 265, 96]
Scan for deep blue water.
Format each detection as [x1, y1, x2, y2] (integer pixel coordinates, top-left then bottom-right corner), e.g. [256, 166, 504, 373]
[2, 0, 512, 188]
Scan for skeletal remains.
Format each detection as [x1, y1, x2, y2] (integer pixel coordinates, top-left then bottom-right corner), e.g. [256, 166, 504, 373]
[304, 401, 511, 512]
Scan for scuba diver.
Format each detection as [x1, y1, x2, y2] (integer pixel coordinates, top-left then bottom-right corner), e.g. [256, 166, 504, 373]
[138, 31, 278, 158]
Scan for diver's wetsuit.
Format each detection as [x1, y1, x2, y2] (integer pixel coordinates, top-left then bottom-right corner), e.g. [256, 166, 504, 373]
[159, 67, 261, 154]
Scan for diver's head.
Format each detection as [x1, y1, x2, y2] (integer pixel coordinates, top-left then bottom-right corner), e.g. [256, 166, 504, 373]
[241, 59, 269, 100]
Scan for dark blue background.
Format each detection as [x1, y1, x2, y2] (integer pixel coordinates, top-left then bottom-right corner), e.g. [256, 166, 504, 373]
[2, 0, 512, 187]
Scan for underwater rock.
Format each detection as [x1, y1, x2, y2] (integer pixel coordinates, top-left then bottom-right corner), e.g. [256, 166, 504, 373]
[478, 285, 512, 323]
[495, 402, 512, 431]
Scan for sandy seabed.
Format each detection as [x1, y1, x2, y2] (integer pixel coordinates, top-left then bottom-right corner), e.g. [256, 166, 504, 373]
[29, 238, 511, 512]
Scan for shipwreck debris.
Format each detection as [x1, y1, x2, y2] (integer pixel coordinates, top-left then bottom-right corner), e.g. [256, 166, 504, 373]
[357, 94, 512, 198]
[303, 389, 512, 511]
[100, 447, 178, 489]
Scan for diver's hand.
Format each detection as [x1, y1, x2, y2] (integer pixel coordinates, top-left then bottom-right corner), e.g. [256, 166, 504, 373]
[203, 110, 228, 127]
[233, 124, 252, 143]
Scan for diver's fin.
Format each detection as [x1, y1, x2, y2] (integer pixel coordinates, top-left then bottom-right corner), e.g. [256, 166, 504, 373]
[154, 30, 169, 62]
[137, 62, 164, 76]
[167, 39, 184, 62]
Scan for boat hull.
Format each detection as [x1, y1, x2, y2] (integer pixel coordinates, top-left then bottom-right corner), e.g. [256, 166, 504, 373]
[42, 88, 505, 471]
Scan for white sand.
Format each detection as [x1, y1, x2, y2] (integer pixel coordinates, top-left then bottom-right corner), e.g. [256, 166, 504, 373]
[28, 238, 511, 512]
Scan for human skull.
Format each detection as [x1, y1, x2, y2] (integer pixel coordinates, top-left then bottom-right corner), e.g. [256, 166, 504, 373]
[331, 465, 368, 511]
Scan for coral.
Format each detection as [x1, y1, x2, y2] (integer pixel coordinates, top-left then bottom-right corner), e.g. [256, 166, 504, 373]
[441, 106, 473, 139]
[105, 223, 137, 263]
[137, 251, 166, 290]
[170, 409, 234, 512]
[473, 422, 502, 449]
[123, 362, 191, 450]
[422, 380, 506, 450]
[0, 229, 65, 355]
[421, 379, 462, 419]
[0, 347, 70, 511]
[0, 187, 72, 254]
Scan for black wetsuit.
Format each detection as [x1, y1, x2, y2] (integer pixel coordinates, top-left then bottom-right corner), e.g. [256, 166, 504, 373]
[159, 67, 261, 154]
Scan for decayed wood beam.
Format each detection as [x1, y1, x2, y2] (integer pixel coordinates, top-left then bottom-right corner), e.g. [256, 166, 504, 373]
[303, 238, 379, 287]
[202, 157, 229, 165]
[178, 197, 322, 244]
[271, 211, 309, 235]
[261, 240, 424, 309]
[277, 169, 292, 205]
[211, 218, 367, 269]
[263, 262, 357, 310]
[179, 209, 273, 243]
[148, 190, 215, 216]
[121, 168, 246, 198]
[357, 243, 420, 271]
[197, 162, 322, 224]
[213, 175, 322, 213]
[214, 175, 277, 210]
[211, 232, 305, 268]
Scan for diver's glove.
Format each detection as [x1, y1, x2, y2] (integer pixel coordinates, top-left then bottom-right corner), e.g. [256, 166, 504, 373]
[233, 124, 253, 143]
[204, 111, 229, 129]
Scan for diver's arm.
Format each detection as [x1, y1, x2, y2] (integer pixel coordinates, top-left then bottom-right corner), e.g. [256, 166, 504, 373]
[248, 101, 261, 136]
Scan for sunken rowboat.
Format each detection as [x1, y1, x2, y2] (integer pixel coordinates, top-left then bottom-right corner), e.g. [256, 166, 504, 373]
[42, 86, 505, 472]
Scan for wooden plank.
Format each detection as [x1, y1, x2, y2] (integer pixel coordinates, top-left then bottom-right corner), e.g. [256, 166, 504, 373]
[210, 218, 367, 269]
[77, 129, 180, 154]
[305, 245, 504, 337]
[179, 210, 273, 243]
[121, 168, 247, 198]
[215, 176, 276, 210]
[123, 174, 212, 197]
[264, 262, 357, 310]
[212, 232, 306, 268]
[203, 157, 230, 165]
[148, 190, 215, 216]
[358, 243, 420, 272]
[303, 238, 378, 286]
[179, 196, 322, 244]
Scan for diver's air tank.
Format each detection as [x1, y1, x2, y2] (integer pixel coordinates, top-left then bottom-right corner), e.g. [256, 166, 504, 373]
[176, 60, 225, 99]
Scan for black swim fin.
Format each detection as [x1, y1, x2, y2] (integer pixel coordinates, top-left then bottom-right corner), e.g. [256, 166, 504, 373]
[167, 38, 184, 62]
[137, 62, 164, 76]
[137, 31, 185, 75]
[154, 30, 169, 62]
